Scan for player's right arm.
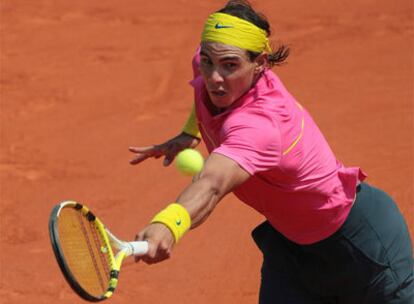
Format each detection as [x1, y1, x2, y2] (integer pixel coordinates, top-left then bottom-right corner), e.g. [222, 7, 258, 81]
[134, 152, 250, 264]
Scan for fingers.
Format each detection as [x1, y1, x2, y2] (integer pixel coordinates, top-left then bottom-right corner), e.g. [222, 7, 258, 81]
[133, 224, 175, 265]
[163, 154, 175, 166]
[128, 146, 156, 153]
[161, 142, 184, 166]
[129, 145, 163, 165]
[129, 132, 201, 167]
[133, 239, 172, 264]
[130, 154, 150, 165]
[141, 240, 172, 264]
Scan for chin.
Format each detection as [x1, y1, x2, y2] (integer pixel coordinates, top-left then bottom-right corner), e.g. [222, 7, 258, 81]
[211, 97, 234, 109]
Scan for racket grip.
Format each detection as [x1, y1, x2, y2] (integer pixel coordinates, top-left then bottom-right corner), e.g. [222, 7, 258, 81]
[130, 241, 149, 255]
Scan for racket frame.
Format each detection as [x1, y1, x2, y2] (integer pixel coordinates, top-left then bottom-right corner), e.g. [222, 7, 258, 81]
[49, 201, 146, 301]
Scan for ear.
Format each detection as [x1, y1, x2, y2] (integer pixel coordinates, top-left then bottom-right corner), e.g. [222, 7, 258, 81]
[254, 53, 268, 75]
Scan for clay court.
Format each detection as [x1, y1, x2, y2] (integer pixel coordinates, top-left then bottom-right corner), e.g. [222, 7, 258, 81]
[0, 1, 412, 303]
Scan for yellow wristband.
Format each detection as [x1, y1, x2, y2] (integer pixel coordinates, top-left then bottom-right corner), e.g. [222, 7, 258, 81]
[151, 203, 191, 243]
[182, 104, 201, 139]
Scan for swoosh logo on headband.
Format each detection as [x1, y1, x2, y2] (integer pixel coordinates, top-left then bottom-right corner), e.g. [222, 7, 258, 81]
[215, 23, 234, 29]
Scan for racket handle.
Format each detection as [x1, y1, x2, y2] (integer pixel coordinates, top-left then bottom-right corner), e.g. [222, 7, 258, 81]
[129, 241, 149, 255]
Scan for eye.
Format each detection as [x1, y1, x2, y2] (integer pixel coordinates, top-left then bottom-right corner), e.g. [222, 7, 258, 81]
[223, 62, 238, 69]
[200, 57, 212, 66]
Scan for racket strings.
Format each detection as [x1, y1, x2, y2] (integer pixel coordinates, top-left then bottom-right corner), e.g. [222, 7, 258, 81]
[58, 208, 111, 298]
[88, 219, 111, 281]
[77, 212, 107, 293]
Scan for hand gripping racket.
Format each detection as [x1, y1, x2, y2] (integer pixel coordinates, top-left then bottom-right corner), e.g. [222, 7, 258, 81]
[49, 201, 148, 302]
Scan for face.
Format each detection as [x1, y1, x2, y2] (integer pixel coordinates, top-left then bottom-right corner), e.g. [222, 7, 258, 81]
[199, 41, 265, 110]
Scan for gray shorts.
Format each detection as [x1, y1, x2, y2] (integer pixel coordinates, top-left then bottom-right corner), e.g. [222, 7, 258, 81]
[252, 183, 414, 304]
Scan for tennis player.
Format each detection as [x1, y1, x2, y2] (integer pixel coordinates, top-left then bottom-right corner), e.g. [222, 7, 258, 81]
[129, 1, 413, 303]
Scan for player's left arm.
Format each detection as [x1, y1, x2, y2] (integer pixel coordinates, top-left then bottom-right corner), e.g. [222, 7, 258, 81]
[134, 152, 250, 264]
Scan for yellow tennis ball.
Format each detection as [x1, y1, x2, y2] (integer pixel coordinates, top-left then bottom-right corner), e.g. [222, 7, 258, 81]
[175, 149, 204, 176]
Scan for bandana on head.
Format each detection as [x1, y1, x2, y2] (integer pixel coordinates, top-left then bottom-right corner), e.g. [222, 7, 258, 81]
[201, 12, 272, 53]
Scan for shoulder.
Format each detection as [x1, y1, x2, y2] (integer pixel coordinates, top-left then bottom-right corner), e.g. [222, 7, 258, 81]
[221, 108, 282, 153]
[214, 109, 283, 174]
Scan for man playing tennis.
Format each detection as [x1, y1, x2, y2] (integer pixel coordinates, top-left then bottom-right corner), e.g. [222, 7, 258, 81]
[129, 1, 413, 303]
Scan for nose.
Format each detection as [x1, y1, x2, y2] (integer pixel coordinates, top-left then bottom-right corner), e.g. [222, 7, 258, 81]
[209, 68, 224, 84]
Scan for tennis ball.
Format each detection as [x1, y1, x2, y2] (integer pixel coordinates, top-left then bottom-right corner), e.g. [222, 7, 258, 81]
[175, 149, 204, 176]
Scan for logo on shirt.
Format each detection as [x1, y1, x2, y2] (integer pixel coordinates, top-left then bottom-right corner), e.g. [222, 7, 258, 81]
[215, 23, 234, 29]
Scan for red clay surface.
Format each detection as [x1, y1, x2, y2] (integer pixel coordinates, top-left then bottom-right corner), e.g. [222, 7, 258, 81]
[1, 1, 413, 303]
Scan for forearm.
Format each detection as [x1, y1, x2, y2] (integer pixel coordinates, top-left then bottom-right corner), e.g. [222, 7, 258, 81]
[134, 178, 221, 265]
[136, 154, 249, 264]
[177, 176, 225, 228]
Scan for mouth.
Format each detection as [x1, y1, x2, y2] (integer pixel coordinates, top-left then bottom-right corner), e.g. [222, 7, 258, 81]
[209, 89, 226, 97]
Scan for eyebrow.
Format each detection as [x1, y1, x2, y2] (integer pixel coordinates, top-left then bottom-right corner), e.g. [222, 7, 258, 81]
[199, 50, 242, 62]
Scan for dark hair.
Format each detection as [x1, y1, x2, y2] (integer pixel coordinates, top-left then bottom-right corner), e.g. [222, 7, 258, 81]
[217, 0, 290, 67]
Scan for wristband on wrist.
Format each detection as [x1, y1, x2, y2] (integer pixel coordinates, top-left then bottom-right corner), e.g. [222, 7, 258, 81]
[182, 104, 201, 139]
[151, 203, 191, 243]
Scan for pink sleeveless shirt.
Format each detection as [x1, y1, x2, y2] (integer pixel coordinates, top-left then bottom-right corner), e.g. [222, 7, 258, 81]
[190, 52, 366, 244]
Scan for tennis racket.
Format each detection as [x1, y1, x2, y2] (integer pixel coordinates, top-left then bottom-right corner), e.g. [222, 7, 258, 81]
[49, 200, 148, 302]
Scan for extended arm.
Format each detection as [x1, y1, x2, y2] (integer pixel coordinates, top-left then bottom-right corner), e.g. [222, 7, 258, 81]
[134, 152, 250, 264]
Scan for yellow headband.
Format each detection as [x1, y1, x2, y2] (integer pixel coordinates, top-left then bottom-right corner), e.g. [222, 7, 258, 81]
[201, 12, 272, 53]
